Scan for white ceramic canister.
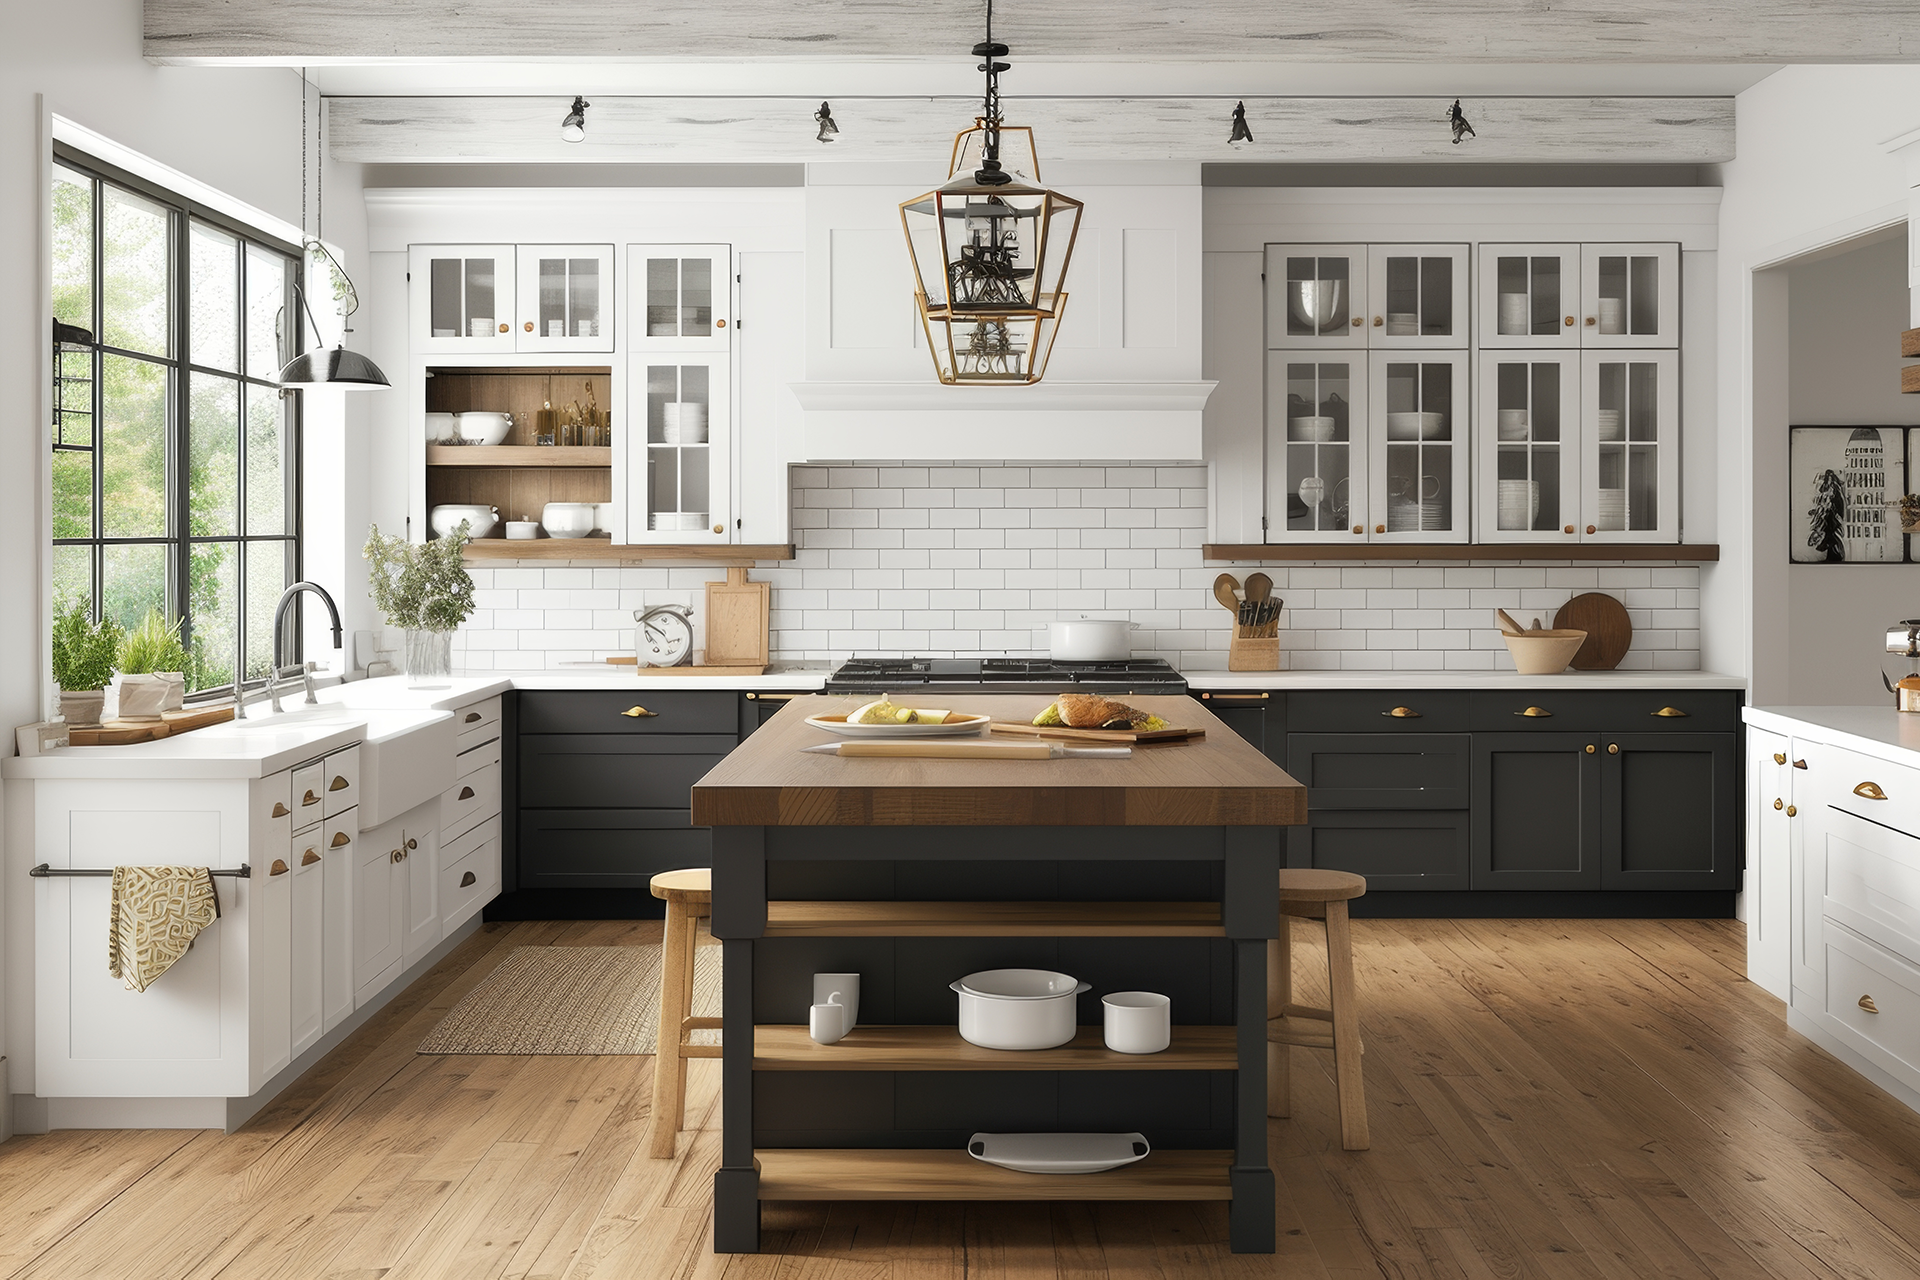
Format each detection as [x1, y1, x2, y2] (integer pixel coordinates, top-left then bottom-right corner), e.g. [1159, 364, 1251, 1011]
[950, 968, 1091, 1051]
[1102, 991, 1171, 1054]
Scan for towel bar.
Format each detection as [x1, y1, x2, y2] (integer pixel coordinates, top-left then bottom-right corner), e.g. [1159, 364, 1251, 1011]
[29, 863, 251, 878]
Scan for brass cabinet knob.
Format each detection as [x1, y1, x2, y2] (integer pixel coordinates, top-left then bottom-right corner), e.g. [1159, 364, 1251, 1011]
[1585, 316, 1597, 326]
[460, 871, 477, 887]
[271, 802, 290, 819]
[716, 319, 727, 328]
[1774, 798, 1784, 811]
[459, 786, 475, 801]
[524, 321, 534, 332]
[1383, 706, 1422, 718]
[714, 524, 725, 534]
[1564, 316, 1575, 326]
[622, 706, 658, 718]
[1607, 743, 1620, 754]
[1855, 781, 1889, 800]
[1585, 744, 1596, 754]
[1773, 752, 1787, 765]
[390, 849, 403, 864]
[1351, 316, 1363, 327]
[1375, 524, 1386, 534]
[1861, 994, 1880, 1014]
[1587, 525, 1597, 535]
[1516, 706, 1553, 718]
[1353, 525, 1364, 535]
[1564, 525, 1575, 534]
[1787, 805, 1797, 817]
[301, 849, 321, 866]
[269, 859, 289, 876]
[1373, 315, 1384, 326]
[498, 322, 509, 333]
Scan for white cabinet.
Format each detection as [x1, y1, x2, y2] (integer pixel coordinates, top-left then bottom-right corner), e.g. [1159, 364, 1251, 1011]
[629, 351, 733, 541]
[1368, 352, 1470, 543]
[403, 821, 441, 969]
[289, 828, 324, 1058]
[1266, 245, 1366, 348]
[410, 245, 517, 354]
[1579, 244, 1679, 348]
[631, 244, 732, 350]
[1746, 729, 1793, 1002]
[1580, 351, 1680, 542]
[1364, 245, 1469, 348]
[1477, 243, 1580, 348]
[1267, 353, 1367, 541]
[1476, 351, 1581, 543]
[354, 816, 406, 1006]
[320, 810, 356, 1033]
[251, 848, 293, 1086]
[515, 244, 615, 352]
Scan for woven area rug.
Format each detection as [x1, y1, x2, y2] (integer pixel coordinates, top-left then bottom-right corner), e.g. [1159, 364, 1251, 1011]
[418, 944, 721, 1055]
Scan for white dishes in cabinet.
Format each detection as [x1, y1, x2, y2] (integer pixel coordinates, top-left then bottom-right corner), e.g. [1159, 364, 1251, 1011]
[967, 1131, 1151, 1175]
[541, 502, 597, 538]
[1289, 415, 1336, 442]
[426, 411, 458, 444]
[662, 403, 709, 444]
[1596, 408, 1624, 441]
[648, 511, 709, 532]
[453, 411, 513, 446]
[1497, 479, 1540, 531]
[1497, 408, 1529, 441]
[1596, 489, 1627, 531]
[430, 504, 500, 539]
[1385, 411, 1445, 441]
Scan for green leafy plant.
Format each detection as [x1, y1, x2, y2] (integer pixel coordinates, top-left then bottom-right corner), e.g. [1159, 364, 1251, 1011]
[50, 598, 122, 692]
[363, 523, 477, 632]
[117, 607, 190, 675]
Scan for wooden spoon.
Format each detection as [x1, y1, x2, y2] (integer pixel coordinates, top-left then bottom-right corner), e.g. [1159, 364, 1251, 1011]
[1213, 574, 1242, 612]
[1495, 608, 1526, 635]
[1246, 572, 1273, 604]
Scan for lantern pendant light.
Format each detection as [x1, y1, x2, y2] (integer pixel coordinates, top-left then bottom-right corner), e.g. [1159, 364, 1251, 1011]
[898, 0, 1082, 386]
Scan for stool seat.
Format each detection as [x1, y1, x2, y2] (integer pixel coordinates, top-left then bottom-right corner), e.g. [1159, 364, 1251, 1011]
[649, 867, 712, 902]
[650, 866, 716, 1159]
[1275, 868, 1366, 903]
[1269, 867, 1369, 1150]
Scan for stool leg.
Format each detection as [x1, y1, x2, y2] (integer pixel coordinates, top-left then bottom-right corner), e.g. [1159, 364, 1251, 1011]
[1324, 900, 1369, 1151]
[676, 910, 705, 1107]
[650, 899, 693, 1158]
[1267, 917, 1292, 1119]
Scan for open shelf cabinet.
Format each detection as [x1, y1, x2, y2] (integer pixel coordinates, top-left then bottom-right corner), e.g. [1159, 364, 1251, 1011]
[752, 1024, 1239, 1071]
[425, 366, 613, 534]
[754, 1148, 1233, 1202]
[762, 900, 1226, 937]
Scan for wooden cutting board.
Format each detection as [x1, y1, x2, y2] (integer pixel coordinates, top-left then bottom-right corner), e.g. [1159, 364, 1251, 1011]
[705, 567, 771, 669]
[1553, 592, 1633, 670]
[990, 721, 1206, 745]
[68, 702, 236, 746]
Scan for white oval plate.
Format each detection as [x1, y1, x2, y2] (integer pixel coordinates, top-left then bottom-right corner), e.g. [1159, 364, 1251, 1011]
[803, 711, 991, 739]
[966, 1132, 1151, 1175]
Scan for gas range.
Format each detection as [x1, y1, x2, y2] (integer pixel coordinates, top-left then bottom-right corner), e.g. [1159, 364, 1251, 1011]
[824, 657, 1187, 696]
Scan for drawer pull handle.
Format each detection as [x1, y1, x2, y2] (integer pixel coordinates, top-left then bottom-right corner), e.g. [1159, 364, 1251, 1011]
[301, 849, 321, 866]
[1382, 706, 1421, 718]
[1855, 781, 1888, 801]
[622, 706, 658, 718]
[271, 802, 290, 818]
[749, 693, 801, 702]
[459, 786, 476, 801]
[465, 711, 483, 723]
[303, 790, 320, 807]
[1773, 798, 1784, 811]
[460, 871, 477, 888]
[331, 831, 352, 848]
[1516, 706, 1553, 718]
[1793, 759, 1808, 769]
[1773, 753, 1787, 765]
[1206, 692, 1270, 702]
[1787, 805, 1797, 817]
[1586, 744, 1596, 754]
[329, 775, 350, 792]
[1860, 994, 1880, 1014]
[1607, 743, 1620, 755]
[1652, 706, 1690, 718]
[269, 859, 289, 876]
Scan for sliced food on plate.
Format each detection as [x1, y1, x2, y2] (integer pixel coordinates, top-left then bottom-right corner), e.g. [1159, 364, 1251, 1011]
[1032, 694, 1170, 732]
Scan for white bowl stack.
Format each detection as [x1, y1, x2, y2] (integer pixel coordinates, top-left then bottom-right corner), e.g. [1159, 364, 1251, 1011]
[1597, 489, 1627, 531]
[649, 512, 710, 532]
[1497, 479, 1539, 531]
[1497, 408, 1529, 441]
[1597, 297, 1626, 335]
[662, 403, 709, 444]
[1385, 311, 1419, 336]
[1499, 292, 1530, 334]
[1290, 415, 1336, 442]
[1596, 408, 1625, 441]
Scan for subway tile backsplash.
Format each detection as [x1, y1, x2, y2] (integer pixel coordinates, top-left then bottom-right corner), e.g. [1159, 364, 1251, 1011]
[445, 465, 1702, 673]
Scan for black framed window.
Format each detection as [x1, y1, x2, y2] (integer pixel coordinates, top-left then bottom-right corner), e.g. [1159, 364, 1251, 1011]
[51, 148, 302, 694]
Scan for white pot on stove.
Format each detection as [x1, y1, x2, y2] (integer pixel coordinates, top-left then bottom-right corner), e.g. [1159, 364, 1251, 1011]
[1037, 616, 1139, 662]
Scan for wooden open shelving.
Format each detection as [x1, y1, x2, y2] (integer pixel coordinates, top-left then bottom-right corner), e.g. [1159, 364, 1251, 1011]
[752, 1024, 1238, 1071]
[1203, 542, 1721, 563]
[753, 1148, 1233, 1202]
[460, 540, 793, 562]
[761, 900, 1226, 938]
[426, 445, 610, 468]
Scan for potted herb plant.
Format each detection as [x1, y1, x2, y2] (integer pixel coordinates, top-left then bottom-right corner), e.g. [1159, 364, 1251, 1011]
[117, 607, 191, 718]
[363, 521, 477, 683]
[50, 599, 122, 728]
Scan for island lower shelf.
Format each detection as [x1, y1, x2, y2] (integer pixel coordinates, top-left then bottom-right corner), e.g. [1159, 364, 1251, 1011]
[754, 1148, 1234, 1201]
[752, 1024, 1239, 1070]
[763, 900, 1225, 937]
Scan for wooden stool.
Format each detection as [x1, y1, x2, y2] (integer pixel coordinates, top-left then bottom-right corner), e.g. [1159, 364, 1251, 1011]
[1267, 868, 1369, 1150]
[649, 867, 721, 1159]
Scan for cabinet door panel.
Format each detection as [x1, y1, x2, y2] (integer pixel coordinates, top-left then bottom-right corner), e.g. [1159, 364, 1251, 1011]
[1476, 243, 1580, 348]
[1365, 244, 1469, 348]
[517, 690, 738, 734]
[354, 819, 404, 1003]
[1475, 350, 1582, 543]
[409, 244, 515, 354]
[515, 244, 614, 352]
[630, 244, 732, 350]
[519, 734, 736, 809]
[1369, 351, 1470, 542]
[518, 809, 711, 890]
[628, 351, 733, 541]
[1472, 733, 1602, 890]
[1579, 244, 1679, 348]
[1265, 245, 1366, 348]
[1266, 351, 1369, 542]
[290, 838, 324, 1058]
[1601, 733, 1736, 890]
[1288, 733, 1470, 809]
[1288, 811, 1470, 891]
[1746, 728, 1792, 1001]
[403, 824, 440, 968]
[251, 856, 292, 1090]
[1580, 350, 1680, 543]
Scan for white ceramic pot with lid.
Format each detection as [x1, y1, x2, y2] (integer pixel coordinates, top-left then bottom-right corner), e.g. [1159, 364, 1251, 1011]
[949, 968, 1091, 1051]
[1037, 616, 1139, 662]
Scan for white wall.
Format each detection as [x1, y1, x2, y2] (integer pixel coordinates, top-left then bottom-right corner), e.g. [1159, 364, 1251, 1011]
[1784, 232, 1919, 704]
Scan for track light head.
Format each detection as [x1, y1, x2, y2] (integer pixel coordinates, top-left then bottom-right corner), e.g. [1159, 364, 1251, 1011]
[814, 101, 840, 143]
[561, 96, 590, 143]
[1447, 98, 1476, 145]
[1228, 100, 1254, 148]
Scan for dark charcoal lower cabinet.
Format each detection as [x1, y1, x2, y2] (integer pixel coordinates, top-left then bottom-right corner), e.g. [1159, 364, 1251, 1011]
[1603, 732, 1738, 890]
[1473, 733, 1603, 890]
[1288, 732, 1472, 890]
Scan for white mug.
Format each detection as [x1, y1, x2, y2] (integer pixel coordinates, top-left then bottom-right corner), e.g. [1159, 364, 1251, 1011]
[809, 1000, 847, 1045]
[813, 973, 860, 1030]
[1102, 991, 1171, 1054]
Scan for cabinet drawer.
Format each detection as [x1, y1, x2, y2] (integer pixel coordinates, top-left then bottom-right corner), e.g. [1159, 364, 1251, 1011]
[1469, 689, 1738, 733]
[454, 696, 503, 753]
[257, 770, 294, 848]
[519, 734, 735, 809]
[1815, 742, 1920, 833]
[1822, 924, 1920, 1087]
[517, 690, 737, 735]
[1287, 811, 1470, 891]
[1288, 733, 1469, 810]
[1818, 807, 1920, 967]
[457, 736, 502, 779]
[292, 759, 328, 824]
[442, 815, 502, 930]
[518, 809, 710, 889]
[443, 762, 502, 843]
[323, 745, 360, 818]
[1289, 691, 1468, 734]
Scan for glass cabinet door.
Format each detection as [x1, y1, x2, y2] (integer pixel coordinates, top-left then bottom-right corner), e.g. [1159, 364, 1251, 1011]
[630, 353, 732, 542]
[1265, 353, 1368, 542]
[1265, 245, 1366, 348]
[1477, 243, 1579, 349]
[1580, 244, 1680, 348]
[1366, 244, 1468, 348]
[1476, 352, 1581, 544]
[1369, 353, 1470, 543]
[630, 244, 732, 349]
[515, 245, 614, 353]
[409, 245, 515, 354]
[1581, 351, 1679, 542]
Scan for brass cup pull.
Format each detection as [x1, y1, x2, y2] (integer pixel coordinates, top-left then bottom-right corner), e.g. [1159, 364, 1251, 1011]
[1516, 706, 1553, 718]
[1585, 744, 1596, 754]
[331, 831, 352, 848]
[459, 786, 476, 801]
[1774, 798, 1784, 811]
[1382, 707, 1421, 718]
[1793, 759, 1808, 770]
[303, 790, 320, 807]
[1860, 994, 1880, 1014]
[1652, 706, 1690, 718]
[622, 706, 658, 718]
[271, 802, 290, 818]
[465, 711, 482, 723]
[329, 775, 350, 791]
[1773, 752, 1787, 765]
[1607, 743, 1620, 755]
[301, 849, 321, 866]
[460, 871, 477, 888]
[269, 859, 289, 876]
[1855, 781, 1889, 801]
[1787, 805, 1797, 817]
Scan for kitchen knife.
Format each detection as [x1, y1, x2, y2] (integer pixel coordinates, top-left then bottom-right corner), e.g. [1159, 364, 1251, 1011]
[803, 741, 1131, 760]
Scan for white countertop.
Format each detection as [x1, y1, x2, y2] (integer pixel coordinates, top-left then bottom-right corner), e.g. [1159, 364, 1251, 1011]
[2, 706, 450, 781]
[1746, 705, 1920, 765]
[1186, 670, 1747, 691]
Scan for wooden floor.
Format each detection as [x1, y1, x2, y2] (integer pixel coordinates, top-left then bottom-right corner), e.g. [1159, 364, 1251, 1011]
[5, 917, 1920, 1278]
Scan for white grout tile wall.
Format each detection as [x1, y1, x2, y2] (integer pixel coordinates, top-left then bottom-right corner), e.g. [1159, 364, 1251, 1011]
[444, 465, 1703, 673]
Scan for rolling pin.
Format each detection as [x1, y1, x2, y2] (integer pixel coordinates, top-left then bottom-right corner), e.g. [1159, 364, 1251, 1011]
[803, 741, 1131, 760]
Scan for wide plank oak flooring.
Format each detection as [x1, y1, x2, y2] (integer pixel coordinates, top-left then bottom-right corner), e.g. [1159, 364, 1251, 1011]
[3, 918, 1919, 1278]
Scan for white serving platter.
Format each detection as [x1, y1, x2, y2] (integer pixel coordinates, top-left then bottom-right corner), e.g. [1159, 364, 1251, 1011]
[966, 1131, 1152, 1175]
[803, 712, 992, 739]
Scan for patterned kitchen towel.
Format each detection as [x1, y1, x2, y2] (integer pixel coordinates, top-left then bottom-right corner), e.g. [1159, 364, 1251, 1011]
[108, 866, 220, 993]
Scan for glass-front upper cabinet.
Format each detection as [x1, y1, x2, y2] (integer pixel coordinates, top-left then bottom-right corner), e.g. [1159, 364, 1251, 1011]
[1580, 244, 1680, 348]
[629, 352, 732, 543]
[630, 244, 732, 350]
[1265, 245, 1366, 348]
[1266, 353, 1369, 542]
[514, 245, 614, 353]
[1476, 352, 1581, 544]
[1477, 243, 1580, 349]
[1365, 245, 1469, 348]
[1581, 351, 1679, 542]
[1368, 353, 1470, 543]
[409, 245, 515, 354]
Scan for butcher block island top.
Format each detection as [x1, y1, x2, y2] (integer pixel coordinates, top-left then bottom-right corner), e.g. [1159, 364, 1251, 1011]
[691, 693, 1305, 827]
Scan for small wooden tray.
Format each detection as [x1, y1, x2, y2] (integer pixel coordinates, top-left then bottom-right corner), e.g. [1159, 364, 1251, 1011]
[990, 721, 1205, 744]
[68, 703, 235, 746]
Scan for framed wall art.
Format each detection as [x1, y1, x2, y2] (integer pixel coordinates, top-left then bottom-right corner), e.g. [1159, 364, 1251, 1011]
[1789, 425, 1912, 564]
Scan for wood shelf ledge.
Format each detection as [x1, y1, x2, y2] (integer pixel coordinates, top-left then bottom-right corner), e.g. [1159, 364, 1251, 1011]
[754, 1147, 1233, 1201]
[762, 900, 1225, 938]
[752, 1024, 1238, 1070]
[1203, 543, 1721, 563]
[427, 445, 611, 468]
[462, 540, 793, 563]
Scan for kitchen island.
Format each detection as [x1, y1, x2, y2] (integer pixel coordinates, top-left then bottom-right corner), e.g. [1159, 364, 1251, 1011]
[690, 693, 1307, 1255]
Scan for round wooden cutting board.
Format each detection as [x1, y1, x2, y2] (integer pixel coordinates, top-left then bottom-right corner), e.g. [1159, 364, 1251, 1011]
[1553, 592, 1632, 670]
